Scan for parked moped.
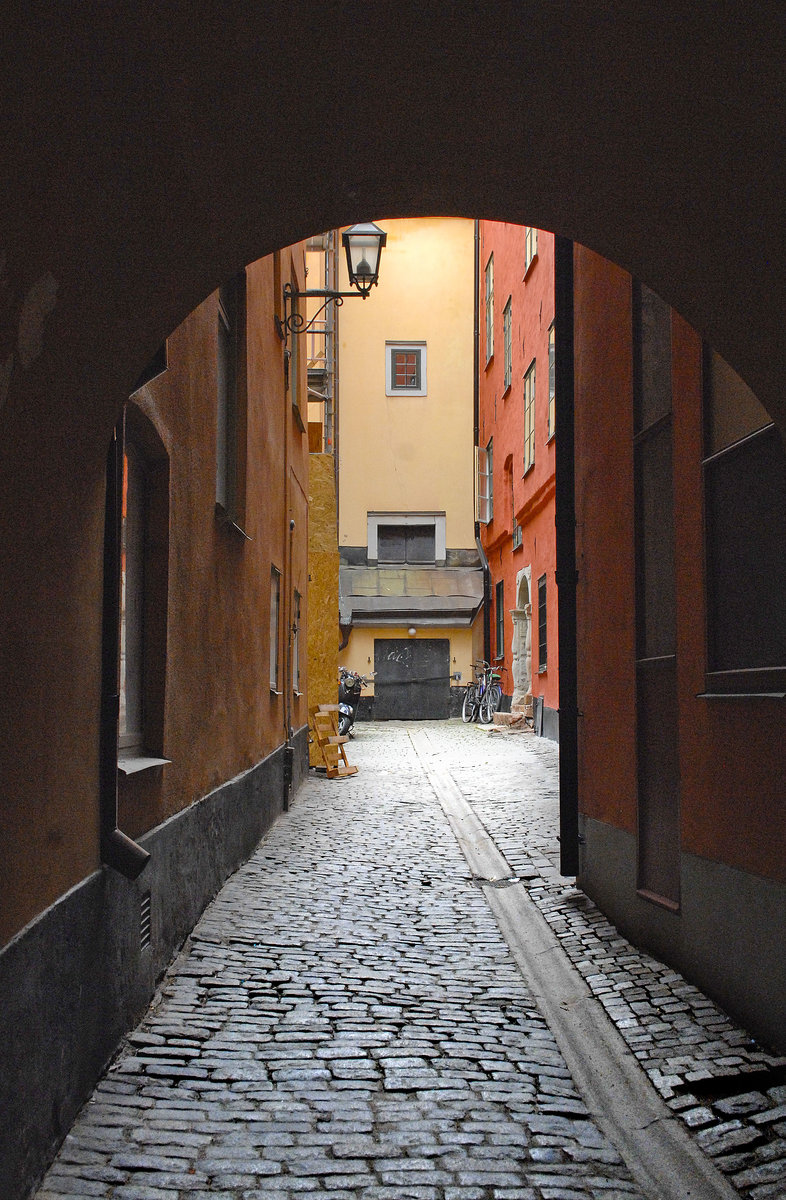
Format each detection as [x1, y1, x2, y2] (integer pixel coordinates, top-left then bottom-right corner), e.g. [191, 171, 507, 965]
[338, 667, 374, 736]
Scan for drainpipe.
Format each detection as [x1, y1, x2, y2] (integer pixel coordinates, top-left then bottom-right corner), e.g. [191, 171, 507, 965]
[474, 219, 492, 663]
[554, 235, 580, 876]
[100, 422, 151, 879]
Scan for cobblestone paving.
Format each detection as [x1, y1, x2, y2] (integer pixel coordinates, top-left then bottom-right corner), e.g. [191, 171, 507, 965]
[37, 725, 647, 1200]
[433, 720, 786, 1200]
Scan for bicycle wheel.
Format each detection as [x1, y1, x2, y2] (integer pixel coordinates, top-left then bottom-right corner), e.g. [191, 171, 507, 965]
[461, 685, 477, 723]
[479, 683, 501, 724]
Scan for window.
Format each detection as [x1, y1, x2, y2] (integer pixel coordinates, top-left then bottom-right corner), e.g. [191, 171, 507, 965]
[386, 342, 427, 395]
[523, 360, 536, 471]
[548, 323, 556, 439]
[496, 580, 505, 659]
[485, 254, 494, 361]
[270, 567, 281, 691]
[525, 227, 538, 272]
[512, 523, 522, 549]
[293, 590, 302, 694]
[119, 441, 145, 754]
[503, 297, 512, 390]
[377, 524, 436, 563]
[113, 405, 169, 767]
[537, 574, 547, 671]
[288, 288, 301, 418]
[368, 512, 446, 562]
[703, 349, 786, 692]
[476, 439, 493, 523]
[216, 271, 247, 523]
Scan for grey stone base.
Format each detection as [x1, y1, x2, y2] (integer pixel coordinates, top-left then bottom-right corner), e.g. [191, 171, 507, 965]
[0, 727, 308, 1200]
[578, 815, 786, 1054]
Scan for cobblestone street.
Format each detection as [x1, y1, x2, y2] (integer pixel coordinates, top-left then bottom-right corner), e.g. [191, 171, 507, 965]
[35, 722, 786, 1200]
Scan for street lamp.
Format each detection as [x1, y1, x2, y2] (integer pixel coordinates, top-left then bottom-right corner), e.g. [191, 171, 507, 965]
[276, 221, 387, 341]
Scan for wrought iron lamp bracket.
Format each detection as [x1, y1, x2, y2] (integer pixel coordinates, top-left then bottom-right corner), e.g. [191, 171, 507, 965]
[276, 282, 372, 342]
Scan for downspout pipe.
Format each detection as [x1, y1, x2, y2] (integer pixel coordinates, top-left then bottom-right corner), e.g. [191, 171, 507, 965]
[554, 236, 580, 876]
[100, 423, 151, 879]
[473, 218, 492, 664]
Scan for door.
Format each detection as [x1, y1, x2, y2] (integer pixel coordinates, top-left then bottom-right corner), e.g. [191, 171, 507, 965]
[373, 638, 451, 720]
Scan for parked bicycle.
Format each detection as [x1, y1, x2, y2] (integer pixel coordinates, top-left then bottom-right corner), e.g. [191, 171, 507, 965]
[462, 661, 505, 724]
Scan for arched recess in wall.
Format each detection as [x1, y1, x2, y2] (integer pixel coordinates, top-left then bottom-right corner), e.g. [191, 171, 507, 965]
[103, 399, 171, 848]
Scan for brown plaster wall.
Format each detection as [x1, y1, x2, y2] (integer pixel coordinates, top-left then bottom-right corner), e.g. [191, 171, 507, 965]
[670, 315, 786, 885]
[574, 246, 637, 833]
[0, 250, 309, 946]
[575, 250, 786, 885]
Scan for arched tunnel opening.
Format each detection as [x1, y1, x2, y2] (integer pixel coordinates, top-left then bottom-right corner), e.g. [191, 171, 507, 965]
[2, 7, 786, 1197]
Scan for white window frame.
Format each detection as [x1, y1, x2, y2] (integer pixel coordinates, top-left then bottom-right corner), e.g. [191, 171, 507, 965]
[476, 442, 493, 525]
[524, 360, 536, 472]
[386, 342, 427, 396]
[367, 511, 446, 564]
[503, 297, 512, 391]
[270, 566, 281, 691]
[485, 254, 494, 361]
[524, 226, 538, 273]
[293, 589, 302, 695]
[548, 322, 556, 440]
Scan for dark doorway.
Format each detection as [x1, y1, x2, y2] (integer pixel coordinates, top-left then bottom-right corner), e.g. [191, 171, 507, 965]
[373, 638, 451, 720]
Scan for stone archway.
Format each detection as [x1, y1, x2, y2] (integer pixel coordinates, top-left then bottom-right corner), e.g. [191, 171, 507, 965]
[510, 566, 532, 715]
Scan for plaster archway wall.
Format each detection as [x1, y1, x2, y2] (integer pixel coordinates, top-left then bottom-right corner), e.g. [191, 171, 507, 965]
[1, 3, 784, 428]
[1, 4, 785, 930]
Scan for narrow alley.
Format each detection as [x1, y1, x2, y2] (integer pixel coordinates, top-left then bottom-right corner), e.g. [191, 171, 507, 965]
[35, 723, 786, 1200]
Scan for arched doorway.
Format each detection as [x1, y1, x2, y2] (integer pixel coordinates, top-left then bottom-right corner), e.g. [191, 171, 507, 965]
[510, 567, 532, 715]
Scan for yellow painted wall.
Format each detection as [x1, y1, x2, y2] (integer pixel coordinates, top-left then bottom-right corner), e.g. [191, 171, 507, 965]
[337, 218, 476, 550]
[339, 625, 477, 698]
[307, 453, 340, 763]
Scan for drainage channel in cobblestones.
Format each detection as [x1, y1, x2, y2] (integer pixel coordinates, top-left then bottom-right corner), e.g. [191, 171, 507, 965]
[408, 726, 738, 1200]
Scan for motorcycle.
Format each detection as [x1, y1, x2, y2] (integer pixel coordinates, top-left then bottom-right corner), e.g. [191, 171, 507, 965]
[338, 666, 374, 736]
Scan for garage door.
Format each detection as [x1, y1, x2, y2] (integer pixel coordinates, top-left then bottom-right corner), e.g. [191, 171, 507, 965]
[373, 638, 451, 720]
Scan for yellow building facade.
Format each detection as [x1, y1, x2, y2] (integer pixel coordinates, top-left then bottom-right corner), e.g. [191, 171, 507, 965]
[336, 218, 484, 718]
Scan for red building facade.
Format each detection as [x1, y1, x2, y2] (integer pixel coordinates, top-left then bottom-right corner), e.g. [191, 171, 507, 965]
[477, 223, 558, 737]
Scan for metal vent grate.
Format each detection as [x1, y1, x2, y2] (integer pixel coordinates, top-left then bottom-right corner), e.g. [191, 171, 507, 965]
[140, 892, 152, 951]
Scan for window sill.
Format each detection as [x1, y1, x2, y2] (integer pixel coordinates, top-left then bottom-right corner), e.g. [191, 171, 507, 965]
[215, 503, 251, 540]
[118, 755, 171, 776]
[270, 688, 282, 696]
[502, 383, 512, 399]
[637, 888, 680, 914]
[523, 252, 538, 281]
[538, 666, 547, 675]
[546, 431, 555, 445]
[698, 691, 786, 700]
[292, 403, 306, 433]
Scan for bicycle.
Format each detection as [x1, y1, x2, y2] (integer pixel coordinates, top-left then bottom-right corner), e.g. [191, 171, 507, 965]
[462, 661, 505, 724]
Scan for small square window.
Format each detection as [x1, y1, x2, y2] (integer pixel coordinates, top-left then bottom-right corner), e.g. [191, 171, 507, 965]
[386, 343, 427, 395]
